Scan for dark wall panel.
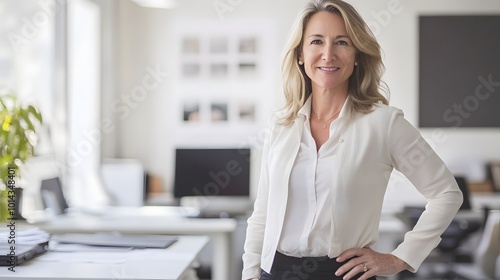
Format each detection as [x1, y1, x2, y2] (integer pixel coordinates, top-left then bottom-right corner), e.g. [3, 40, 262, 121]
[419, 16, 500, 128]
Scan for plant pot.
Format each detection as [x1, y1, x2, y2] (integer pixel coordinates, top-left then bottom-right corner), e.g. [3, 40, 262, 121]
[0, 187, 25, 221]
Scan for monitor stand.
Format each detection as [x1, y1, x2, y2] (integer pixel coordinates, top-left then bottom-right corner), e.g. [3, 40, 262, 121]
[180, 196, 252, 218]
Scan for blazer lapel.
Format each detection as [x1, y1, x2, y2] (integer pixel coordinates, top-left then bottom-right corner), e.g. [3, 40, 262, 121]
[270, 117, 303, 204]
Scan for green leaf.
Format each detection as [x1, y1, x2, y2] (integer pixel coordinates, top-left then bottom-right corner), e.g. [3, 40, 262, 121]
[0, 93, 43, 183]
[0, 97, 7, 109]
[28, 105, 43, 123]
[20, 109, 35, 131]
[17, 135, 28, 161]
[0, 155, 12, 166]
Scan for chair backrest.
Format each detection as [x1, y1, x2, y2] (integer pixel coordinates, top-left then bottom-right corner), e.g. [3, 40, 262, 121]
[101, 158, 145, 207]
[475, 210, 500, 279]
[455, 176, 471, 211]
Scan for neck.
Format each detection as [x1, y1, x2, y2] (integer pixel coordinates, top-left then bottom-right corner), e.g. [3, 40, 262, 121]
[310, 88, 348, 119]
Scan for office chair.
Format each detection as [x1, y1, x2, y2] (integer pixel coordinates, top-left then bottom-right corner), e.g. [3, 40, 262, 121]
[475, 210, 500, 279]
[400, 176, 482, 279]
[437, 177, 480, 259]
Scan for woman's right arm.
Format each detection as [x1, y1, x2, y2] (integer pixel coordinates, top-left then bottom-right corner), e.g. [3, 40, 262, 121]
[241, 120, 275, 280]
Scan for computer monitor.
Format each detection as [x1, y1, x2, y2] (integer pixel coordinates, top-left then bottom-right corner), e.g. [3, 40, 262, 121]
[173, 148, 250, 198]
[40, 177, 69, 215]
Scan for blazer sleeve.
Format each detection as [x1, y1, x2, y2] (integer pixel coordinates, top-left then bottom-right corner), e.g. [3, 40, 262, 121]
[387, 109, 463, 272]
[241, 118, 275, 280]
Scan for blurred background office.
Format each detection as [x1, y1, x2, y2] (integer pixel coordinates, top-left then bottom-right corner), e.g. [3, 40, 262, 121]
[1, 0, 500, 279]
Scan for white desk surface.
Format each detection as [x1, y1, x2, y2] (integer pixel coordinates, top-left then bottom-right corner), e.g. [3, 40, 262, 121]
[36, 214, 237, 235]
[29, 206, 237, 234]
[28, 206, 237, 280]
[0, 235, 208, 280]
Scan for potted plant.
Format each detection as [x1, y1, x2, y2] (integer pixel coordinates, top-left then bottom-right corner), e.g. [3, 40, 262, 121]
[0, 93, 43, 221]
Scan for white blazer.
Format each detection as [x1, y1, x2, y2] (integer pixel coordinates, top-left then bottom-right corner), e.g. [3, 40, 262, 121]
[242, 102, 463, 280]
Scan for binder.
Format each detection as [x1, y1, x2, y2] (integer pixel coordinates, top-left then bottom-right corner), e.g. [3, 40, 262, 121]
[0, 242, 48, 266]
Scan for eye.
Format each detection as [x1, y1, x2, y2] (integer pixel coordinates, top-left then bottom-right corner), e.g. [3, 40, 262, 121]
[336, 40, 349, 46]
[310, 39, 322, 45]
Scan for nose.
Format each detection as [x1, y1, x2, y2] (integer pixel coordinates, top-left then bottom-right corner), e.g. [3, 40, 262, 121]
[322, 43, 336, 62]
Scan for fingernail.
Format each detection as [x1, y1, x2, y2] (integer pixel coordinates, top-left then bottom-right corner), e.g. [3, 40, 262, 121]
[336, 257, 342, 261]
[335, 271, 340, 276]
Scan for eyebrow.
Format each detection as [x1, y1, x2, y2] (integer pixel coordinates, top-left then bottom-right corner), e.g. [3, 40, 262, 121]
[308, 34, 350, 40]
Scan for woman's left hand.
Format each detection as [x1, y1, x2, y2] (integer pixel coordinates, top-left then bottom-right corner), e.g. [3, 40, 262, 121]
[334, 247, 411, 280]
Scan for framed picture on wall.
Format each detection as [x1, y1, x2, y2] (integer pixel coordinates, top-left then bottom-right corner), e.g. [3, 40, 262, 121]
[239, 37, 257, 54]
[210, 102, 228, 122]
[238, 102, 256, 122]
[173, 19, 276, 145]
[238, 62, 257, 76]
[182, 63, 200, 78]
[182, 37, 200, 54]
[183, 102, 200, 122]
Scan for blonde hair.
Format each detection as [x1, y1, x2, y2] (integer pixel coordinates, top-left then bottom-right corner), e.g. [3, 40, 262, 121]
[280, 0, 389, 125]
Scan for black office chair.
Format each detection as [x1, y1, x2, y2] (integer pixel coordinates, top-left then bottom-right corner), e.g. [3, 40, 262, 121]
[400, 176, 481, 280]
[438, 177, 480, 259]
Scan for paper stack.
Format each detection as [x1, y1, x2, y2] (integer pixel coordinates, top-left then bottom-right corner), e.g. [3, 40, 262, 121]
[0, 227, 50, 246]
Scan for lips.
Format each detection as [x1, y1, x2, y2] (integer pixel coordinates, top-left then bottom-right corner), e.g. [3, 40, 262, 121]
[318, 67, 339, 72]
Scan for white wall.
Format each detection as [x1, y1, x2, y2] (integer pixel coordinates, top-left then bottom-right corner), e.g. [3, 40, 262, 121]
[105, 0, 500, 199]
[110, 0, 308, 193]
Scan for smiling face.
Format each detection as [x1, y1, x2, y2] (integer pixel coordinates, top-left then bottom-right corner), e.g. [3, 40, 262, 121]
[299, 11, 357, 94]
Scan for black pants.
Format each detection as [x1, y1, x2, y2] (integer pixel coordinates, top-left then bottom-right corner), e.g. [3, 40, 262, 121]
[260, 251, 377, 280]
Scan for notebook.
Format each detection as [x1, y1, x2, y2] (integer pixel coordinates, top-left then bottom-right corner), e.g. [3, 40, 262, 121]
[0, 243, 48, 266]
[51, 233, 178, 249]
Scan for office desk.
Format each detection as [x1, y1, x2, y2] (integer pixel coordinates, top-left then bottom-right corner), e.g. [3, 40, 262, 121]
[0, 235, 208, 280]
[30, 207, 237, 280]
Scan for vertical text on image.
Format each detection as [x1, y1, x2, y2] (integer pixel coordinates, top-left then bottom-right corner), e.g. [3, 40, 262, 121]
[7, 166, 16, 220]
[6, 166, 17, 272]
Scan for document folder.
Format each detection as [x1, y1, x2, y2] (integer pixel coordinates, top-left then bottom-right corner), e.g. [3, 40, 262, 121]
[0, 242, 48, 266]
[51, 233, 178, 249]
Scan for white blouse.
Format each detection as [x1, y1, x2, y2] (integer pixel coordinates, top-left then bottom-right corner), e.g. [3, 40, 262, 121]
[242, 97, 463, 280]
[278, 97, 347, 257]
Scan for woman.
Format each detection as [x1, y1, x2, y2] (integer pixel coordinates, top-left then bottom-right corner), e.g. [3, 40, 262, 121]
[242, 0, 463, 280]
